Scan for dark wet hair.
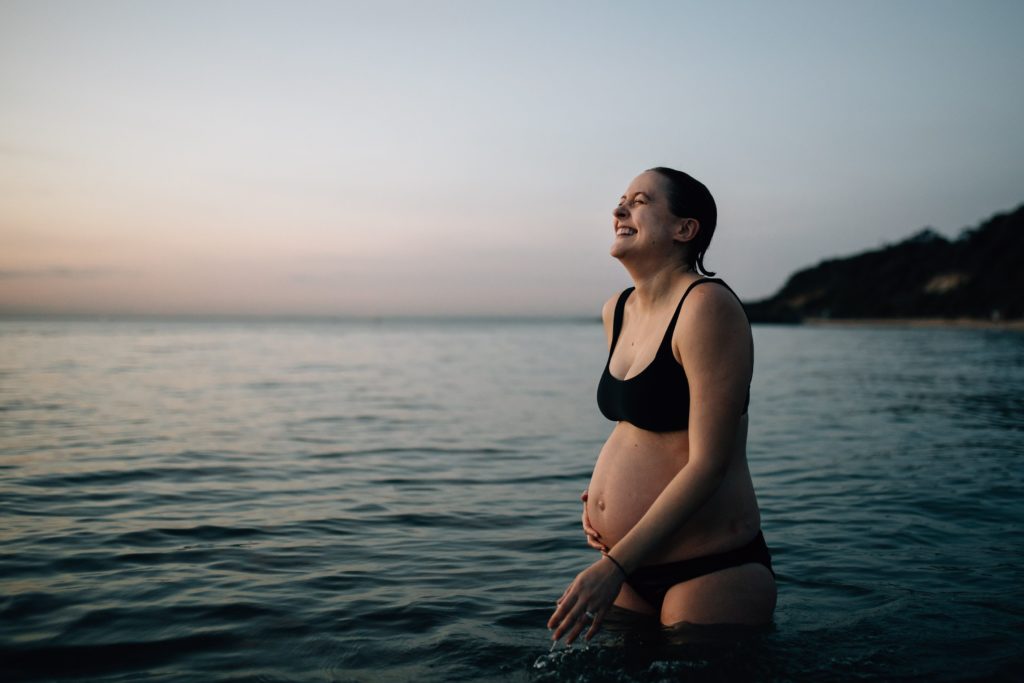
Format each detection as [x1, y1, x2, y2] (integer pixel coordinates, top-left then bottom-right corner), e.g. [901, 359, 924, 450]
[647, 167, 717, 276]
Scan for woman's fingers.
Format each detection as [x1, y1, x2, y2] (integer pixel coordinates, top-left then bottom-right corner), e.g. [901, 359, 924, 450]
[585, 606, 608, 642]
[551, 605, 585, 643]
[549, 581, 588, 639]
[562, 612, 590, 646]
[550, 594, 601, 644]
[581, 496, 610, 551]
[582, 506, 602, 540]
[547, 589, 577, 629]
[581, 507, 597, 531]
[550, 607, 576, 638]
[581, 508, 607, 551]
[549, 559, 623, 645]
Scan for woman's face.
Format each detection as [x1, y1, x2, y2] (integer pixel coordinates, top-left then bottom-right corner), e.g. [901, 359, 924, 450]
[610, 171, 685, 261]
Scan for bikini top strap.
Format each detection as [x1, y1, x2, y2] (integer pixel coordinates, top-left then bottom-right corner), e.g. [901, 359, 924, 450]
[660, 278, 726, 349]
[609, 287, 635, 354]
[660, 278, 753, 375]
[699, 278, 754, 372]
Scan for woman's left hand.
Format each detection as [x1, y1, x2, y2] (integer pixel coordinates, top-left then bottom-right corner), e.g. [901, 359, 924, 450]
[547, 556, 624, 646]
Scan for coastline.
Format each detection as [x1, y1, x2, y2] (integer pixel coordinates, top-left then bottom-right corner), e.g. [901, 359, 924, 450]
[802, 317, 1024, 331]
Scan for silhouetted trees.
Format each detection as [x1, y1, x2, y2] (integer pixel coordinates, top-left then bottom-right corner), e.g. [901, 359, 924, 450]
[745, 204, 1024, 322]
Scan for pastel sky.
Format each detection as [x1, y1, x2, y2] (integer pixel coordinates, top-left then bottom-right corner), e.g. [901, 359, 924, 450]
[2, 0, 1022, 316]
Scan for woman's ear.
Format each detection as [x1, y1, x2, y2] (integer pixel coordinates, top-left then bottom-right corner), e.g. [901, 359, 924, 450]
[673, 218, 701, 244]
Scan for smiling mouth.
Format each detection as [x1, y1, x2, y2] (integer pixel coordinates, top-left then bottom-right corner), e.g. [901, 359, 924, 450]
[615, 227, 637, 237]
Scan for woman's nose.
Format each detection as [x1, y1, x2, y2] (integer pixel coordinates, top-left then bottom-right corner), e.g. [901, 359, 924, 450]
[612, 204, 627, 218]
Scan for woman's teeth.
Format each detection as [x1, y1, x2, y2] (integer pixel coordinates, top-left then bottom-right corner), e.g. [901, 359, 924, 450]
[616, 227, 637, 236]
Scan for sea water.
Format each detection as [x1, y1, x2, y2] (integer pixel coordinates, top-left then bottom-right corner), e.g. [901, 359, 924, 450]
[1, 318, 1021, 682]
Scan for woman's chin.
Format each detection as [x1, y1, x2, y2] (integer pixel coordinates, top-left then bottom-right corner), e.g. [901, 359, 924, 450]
[609, 241, 632, 260]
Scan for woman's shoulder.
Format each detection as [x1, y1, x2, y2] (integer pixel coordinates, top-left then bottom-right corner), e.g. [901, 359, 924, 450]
[601, 288, 632, 344]
[678, 277, 741, 306]
[601, 292, 619, 323]
[676, 279, 749, 337]
[602, 287, 638, 322]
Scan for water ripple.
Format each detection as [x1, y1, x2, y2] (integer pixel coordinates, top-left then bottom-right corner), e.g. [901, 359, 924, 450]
[1, 320, 1021, 682]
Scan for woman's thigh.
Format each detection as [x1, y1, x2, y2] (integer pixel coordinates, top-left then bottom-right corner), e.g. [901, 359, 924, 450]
[660, 563, 776, 627]
[613, 581, 658, 617]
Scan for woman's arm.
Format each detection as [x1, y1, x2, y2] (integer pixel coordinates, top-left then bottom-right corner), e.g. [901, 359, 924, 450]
[607, 283, 752, 572]
[601, 292, 617, 348]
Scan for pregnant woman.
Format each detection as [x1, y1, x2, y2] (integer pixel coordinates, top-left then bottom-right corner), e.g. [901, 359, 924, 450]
[548, 167, 776, 646]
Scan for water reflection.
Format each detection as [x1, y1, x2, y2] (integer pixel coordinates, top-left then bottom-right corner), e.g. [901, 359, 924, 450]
[1, 320, 1022, 682]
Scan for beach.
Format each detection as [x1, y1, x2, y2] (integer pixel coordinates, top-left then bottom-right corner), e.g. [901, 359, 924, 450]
[804, 317, 1024, 331]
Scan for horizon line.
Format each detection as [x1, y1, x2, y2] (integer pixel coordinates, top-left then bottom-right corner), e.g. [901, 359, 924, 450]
[0, 310, 604, 324]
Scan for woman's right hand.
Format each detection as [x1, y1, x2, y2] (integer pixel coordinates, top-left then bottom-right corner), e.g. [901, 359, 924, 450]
[581, 490, 609, 552]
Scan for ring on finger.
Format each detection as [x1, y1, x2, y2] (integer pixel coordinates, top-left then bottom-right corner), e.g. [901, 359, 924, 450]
[584, 610, 596, 620]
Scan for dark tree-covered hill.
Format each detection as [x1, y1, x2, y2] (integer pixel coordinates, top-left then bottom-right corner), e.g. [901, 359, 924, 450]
[744, 204, 1024, 322]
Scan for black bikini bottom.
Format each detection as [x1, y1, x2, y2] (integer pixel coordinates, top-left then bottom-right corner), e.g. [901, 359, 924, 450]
[626, 530, 775, 609]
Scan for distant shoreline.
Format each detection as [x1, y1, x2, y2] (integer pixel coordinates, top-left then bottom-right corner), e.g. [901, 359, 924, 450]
[802, 317, 1024, 331]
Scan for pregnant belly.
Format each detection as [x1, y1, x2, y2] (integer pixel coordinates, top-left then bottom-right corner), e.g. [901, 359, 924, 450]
[586, 420, 760, 565]
[586, 425, 691, 551]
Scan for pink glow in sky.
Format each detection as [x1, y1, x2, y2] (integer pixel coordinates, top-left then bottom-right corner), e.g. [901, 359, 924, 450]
[2, 1, 1022, 316]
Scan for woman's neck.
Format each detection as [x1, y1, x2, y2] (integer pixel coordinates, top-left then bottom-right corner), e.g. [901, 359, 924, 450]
[623, 260, 697, 309]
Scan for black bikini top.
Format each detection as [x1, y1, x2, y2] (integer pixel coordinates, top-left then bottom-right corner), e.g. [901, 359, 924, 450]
[596, 278, 751, 432]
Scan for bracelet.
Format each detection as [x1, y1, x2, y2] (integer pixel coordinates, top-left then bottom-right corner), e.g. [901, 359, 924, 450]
[601, 553, 628, 579]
